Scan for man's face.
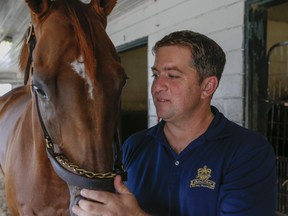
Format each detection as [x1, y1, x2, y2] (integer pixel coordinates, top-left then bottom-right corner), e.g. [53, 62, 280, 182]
[151, 45, 203, 123]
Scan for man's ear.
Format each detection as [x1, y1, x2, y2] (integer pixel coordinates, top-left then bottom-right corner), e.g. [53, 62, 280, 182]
[201, 76, 218, 99]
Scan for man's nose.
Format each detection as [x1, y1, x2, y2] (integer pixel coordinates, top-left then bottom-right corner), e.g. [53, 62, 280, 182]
[152, 76, 167, 93]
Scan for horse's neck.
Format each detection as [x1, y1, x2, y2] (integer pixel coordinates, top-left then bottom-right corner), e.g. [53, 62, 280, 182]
[0, 86, 31, 130]
[0, 86, 30, 110]
[0, 86, 31, 169]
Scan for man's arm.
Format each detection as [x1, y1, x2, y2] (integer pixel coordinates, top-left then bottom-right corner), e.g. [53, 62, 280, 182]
[218, 138, 277, 216]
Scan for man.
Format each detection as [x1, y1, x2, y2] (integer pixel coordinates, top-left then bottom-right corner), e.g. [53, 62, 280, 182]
[72, 30, 276, 216]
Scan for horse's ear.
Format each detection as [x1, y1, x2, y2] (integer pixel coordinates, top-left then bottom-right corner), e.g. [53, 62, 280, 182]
[98, 0, 117, 16]
[25, 0, 51, 16]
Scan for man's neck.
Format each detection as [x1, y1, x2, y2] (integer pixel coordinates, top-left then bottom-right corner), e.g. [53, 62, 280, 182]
[163, 109, 214, 154]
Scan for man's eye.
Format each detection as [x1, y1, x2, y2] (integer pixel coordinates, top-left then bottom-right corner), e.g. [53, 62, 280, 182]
[168, 74, 180, 79]
[152, 73, 159, 79]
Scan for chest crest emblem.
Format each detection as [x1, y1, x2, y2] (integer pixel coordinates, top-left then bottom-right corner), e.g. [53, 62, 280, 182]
[190, 165, 216, 190]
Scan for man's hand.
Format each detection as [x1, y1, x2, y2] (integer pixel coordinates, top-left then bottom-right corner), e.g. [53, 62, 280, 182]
[72, 175, 150, 216]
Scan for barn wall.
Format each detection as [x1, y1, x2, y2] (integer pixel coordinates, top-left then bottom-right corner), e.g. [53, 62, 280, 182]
[107, 0, 245, 127]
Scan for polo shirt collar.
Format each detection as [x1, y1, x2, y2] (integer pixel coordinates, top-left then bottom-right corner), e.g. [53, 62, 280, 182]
[147, 106, 230, 143]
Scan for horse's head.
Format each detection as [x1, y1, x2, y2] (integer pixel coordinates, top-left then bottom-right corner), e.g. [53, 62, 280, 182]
[20, 0, 127, 213]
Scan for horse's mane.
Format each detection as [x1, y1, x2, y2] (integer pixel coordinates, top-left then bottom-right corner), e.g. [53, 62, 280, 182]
[19, 36, 28, 74]
[19, 0, 108, 84]
[65, 0, 108, 84]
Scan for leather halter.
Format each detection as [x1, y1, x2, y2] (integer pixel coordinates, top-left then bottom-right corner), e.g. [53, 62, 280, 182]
[25, 24, 127, 191]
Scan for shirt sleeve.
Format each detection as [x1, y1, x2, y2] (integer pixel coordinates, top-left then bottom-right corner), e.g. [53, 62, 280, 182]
[218, 134, 277, 216]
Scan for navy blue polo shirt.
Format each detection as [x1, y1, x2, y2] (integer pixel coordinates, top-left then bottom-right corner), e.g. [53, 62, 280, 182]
[122, 106, 276, 216]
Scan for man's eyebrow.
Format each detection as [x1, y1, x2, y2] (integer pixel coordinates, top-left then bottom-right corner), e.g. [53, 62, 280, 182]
[151, 66, 157, 71]
[151, 66, 182, 72]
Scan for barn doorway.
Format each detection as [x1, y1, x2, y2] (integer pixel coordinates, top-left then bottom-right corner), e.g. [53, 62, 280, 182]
[246, 0, 288, 215]
[267, 40, 288, 215]
[117, 38, 148, 142]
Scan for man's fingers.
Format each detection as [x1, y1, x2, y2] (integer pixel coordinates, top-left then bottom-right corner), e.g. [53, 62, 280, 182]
[72, 199, 106, 216]
[80, 189, 108, 204]
[114, 175, 131, 195]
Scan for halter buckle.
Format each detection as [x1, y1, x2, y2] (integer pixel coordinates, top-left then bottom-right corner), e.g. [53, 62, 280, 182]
[26, 23, 35, 44]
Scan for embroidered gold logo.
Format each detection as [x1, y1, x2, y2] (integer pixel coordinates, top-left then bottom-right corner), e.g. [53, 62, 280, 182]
[190, 165, 215, 190]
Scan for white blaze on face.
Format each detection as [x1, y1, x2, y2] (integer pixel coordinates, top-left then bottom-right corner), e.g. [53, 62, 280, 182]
[71, 56, 94, 99]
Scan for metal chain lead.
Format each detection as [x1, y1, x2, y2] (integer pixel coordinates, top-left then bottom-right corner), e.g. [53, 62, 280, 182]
[46, 138, 116, 179]
[56, 155, 117, 179]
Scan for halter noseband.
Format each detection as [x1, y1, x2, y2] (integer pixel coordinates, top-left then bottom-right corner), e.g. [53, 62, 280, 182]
[26, 24, 127, 191]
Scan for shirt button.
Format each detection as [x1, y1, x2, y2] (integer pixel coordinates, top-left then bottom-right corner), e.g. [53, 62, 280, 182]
[175, 160, 180, 166]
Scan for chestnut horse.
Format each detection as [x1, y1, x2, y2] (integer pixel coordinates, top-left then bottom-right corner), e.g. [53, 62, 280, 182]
[0, 0, 127, 215]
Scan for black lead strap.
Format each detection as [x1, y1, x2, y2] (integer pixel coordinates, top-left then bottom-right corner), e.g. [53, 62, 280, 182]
[24, 24, 36, 85]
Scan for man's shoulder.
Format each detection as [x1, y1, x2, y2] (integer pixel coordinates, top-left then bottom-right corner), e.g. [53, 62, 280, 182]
[125, 120, 164, 142]
[210, 108, 271, 152]
[225, 119, 269, 143]
[122, 123, 161, 151]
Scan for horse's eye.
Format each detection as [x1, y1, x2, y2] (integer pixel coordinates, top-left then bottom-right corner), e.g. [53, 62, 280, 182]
[80, 0, 91, 4]
[33, 85, 48, 99]
[123, 77, 129, 87]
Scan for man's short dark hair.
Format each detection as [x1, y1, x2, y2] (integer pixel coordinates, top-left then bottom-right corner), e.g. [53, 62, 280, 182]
[153, 30, 226, 83]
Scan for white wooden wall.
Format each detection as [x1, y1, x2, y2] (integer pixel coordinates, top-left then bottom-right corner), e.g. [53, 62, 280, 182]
[107, 0, 245, 127]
